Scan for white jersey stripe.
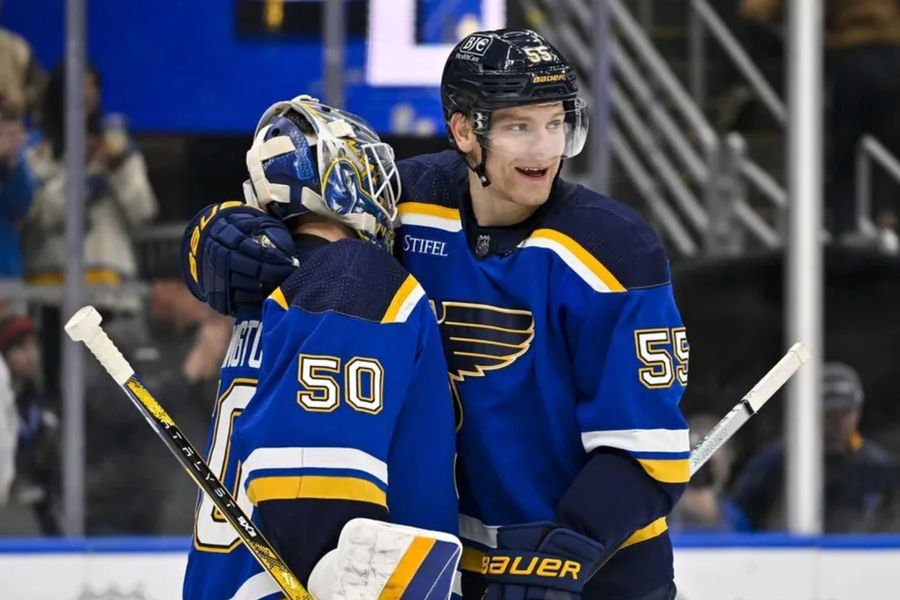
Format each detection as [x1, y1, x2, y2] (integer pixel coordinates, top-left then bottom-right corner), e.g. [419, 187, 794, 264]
[458, 514, 499, 548]
[519, 236, 614, 293]
[399, 213, 462, 232]
[581, 428, 690, 454]
[228, 570, 280, 600]
[240, 447, 389, 487]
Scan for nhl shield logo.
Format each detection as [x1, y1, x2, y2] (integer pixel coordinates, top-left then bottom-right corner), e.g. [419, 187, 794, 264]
[475, 234, 491, 257]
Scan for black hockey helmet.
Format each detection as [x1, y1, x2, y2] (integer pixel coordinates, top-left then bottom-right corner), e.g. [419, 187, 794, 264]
[440, 28, 587, 159]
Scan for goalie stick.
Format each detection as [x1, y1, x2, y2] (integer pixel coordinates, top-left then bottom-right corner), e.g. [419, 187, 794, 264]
[65, 306, 313, 600]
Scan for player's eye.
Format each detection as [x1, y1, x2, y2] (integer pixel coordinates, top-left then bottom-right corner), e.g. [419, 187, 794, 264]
[504, 122, 531, 133]
[546, 120, 564, 132]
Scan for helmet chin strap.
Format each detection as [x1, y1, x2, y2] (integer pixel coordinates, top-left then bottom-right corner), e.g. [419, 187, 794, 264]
[462, 137, 491, 187]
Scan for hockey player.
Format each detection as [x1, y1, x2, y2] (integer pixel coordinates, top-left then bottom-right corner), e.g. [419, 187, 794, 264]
[183, 30, 689, 600]
[181, 96, 460, 600]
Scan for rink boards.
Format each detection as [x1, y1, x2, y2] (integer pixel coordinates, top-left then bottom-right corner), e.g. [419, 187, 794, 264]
[1, 534, 899, 599]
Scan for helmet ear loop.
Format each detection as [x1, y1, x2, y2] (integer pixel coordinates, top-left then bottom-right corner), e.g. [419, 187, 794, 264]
[469, 110, 493, 187]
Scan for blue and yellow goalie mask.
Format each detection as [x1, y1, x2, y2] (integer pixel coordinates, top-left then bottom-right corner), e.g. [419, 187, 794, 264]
[244, 94, 401, 252]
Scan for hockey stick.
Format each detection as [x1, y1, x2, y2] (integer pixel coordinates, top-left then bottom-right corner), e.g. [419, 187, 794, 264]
[65, 306, 313, 600]
[586, 342, 810, 579]
[689, 341, 810, 476]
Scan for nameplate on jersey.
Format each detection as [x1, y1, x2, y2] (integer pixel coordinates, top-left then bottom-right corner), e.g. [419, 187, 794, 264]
[222, 320, 263, 369]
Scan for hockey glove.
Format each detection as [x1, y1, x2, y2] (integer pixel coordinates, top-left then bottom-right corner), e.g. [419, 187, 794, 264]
[309, 518, 462, 600]
[483, 522, 604, 600]
[180, 201, 297, 316]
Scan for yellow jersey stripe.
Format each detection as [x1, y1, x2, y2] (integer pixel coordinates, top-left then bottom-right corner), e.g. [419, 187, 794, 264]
[398, 202, 461, 220]
[637, 458, 691, 484]
[268, 287, 288, 310]
[378, 536, 437, 599]
[460, 547, 485, 573]
[619, 517, 668, 549]
[382, 275, 419, 323]
[246, 475, 387, 507]
[529, 228, 626, 292]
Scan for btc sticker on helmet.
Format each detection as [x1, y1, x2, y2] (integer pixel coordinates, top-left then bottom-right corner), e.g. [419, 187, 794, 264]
[460, 35, 492, 56]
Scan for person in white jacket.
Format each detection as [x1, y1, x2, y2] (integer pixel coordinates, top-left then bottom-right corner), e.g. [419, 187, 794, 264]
[23, 65, 157, 313]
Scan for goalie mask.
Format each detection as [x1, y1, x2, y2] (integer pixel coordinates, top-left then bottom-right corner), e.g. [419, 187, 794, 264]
[244, 95, 401, 252]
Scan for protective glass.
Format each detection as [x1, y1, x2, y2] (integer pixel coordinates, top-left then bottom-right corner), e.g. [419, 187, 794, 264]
[476, 97, 589, 160]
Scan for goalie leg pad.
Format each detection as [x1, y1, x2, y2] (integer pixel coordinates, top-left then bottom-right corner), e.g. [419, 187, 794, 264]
[308, 518, 462, 600]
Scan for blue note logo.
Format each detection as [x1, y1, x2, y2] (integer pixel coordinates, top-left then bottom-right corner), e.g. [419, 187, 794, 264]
[433, 301, 534, 429]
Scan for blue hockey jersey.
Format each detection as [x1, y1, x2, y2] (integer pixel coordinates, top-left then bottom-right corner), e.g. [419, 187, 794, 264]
[396, 151, 690, 598]
[182, 313, 267, 600]
[185, 237, 459, 600]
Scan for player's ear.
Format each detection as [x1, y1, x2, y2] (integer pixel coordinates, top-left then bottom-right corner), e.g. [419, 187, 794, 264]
[450, 112, 477, 153]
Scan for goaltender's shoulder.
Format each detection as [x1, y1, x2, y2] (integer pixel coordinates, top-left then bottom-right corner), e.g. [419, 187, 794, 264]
[270, 239, 423, 324]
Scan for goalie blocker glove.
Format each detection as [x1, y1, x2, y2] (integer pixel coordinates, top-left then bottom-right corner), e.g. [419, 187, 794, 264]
[483, 523, 604, 600]
[180, 201, 297, 316]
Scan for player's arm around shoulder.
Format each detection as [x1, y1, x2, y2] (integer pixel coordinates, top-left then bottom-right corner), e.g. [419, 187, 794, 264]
[180, 201, 297, 316]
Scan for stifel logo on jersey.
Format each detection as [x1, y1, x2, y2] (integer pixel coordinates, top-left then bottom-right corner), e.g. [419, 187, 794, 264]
[403, 234, 449, 257]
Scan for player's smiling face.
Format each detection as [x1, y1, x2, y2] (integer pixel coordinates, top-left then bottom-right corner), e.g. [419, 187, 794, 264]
[450, 103, 567, 225]
[483, 103, 565, 207]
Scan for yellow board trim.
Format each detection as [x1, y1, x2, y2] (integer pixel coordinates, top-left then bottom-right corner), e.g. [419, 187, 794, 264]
[637, 458, 691, 484]
[246, 475, 387, 507]
[269, 286, 288, 310]
[619, 517, 668, 549]
[398, 202, 461, 221]
[378, 536, 437, 599]
[529, 228, 626, 292]
[26, 268, 122, 286]
[382, 275, 419, 323]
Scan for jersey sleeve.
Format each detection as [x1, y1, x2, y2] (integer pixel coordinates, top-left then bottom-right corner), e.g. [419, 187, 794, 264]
[233, 259, 457, 584]
[555, 236, 690, 551]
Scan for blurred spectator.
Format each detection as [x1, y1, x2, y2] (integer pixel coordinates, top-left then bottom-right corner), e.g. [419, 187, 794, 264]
[710, 0, 785, 130]
[731, 0, 900, 239]
[23, 63, 158, 311]
[670, 413, 750, 532]
[0, 107, 32, 281]
[0, 314, 60, 534]
[84, 235, 230, 534]
[23, 64, 158, 399]
[729, 362, 900, 532]
[0, 16, 46, 121]
[826, 0, 900, 239]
